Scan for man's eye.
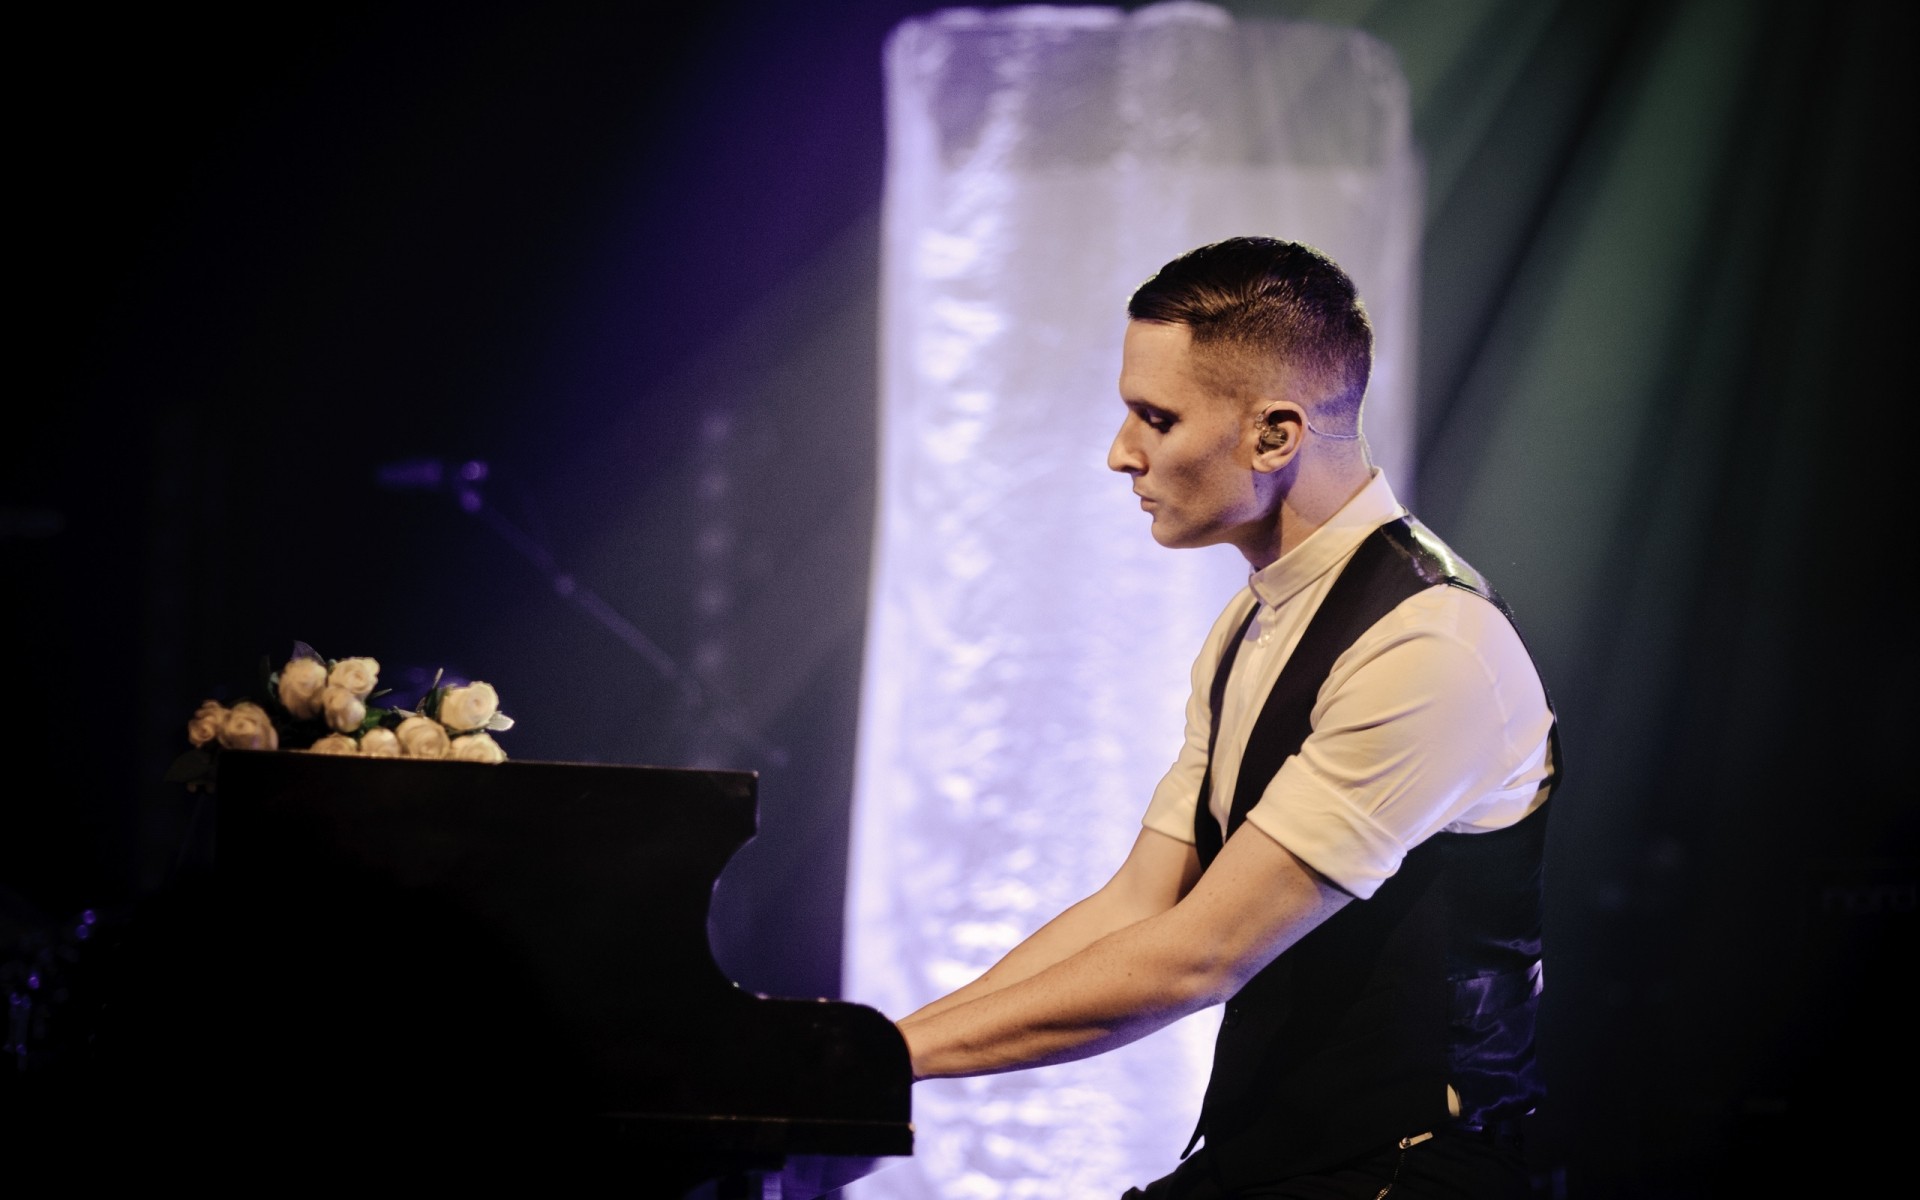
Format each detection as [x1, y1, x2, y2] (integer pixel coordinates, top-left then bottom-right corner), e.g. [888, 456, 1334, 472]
[1143, 411, 1174, 433]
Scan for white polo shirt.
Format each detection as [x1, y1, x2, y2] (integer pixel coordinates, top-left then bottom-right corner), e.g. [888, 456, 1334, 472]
[1141, 471, 1555, 900]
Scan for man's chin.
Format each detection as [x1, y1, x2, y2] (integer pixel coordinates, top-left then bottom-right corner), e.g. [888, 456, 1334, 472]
[1152, 522, 1241, 554]
[1149, 522, 1200, 550]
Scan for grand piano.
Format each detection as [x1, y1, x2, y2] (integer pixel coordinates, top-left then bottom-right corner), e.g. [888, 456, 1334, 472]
[90, 750, 913, 1196]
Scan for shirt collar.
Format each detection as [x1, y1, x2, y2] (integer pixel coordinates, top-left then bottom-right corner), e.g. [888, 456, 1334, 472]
[1247, 469, 1406, 609]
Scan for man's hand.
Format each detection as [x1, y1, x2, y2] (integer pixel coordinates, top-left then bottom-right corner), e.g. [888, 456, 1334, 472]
[898, 822, 1350, 1080]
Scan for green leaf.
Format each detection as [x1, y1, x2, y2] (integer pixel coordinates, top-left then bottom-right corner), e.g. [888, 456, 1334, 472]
[258, 676, 293, 722]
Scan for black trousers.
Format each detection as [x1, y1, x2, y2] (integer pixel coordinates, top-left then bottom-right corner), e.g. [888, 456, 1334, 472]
[1121, 1124, 1531, 1200]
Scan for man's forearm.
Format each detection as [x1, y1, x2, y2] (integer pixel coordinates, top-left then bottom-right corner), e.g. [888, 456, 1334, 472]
[900, 828, 1200, 1026]
[900, 887, 1156, 1025]
[899, 904, 1221, 1079]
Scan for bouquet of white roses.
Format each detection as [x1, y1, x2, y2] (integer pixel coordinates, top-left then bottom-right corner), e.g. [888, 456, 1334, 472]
[168, 642, 516, 789]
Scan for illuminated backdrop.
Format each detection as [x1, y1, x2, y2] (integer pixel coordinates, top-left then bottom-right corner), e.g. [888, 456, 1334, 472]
[845, 5, 1422, 1195]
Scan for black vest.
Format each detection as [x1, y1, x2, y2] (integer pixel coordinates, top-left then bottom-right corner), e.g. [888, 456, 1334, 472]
[1186, 516, 1559, 1185]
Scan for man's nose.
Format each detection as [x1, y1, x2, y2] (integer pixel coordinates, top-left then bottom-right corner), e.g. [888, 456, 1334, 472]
[1108, 423, 1144, 474]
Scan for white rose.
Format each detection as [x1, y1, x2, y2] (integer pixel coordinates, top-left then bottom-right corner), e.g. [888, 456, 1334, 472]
[438, 682, 499, 733]
[307, 733, 359, 755]
[277, 658, 329, 720]
[396, 715, 451, 758]
[218, 702, 279, 751]
[448, 732, 507, 763]
[187, 700, 228, 748]
[328, 657, 380, 700]
[319, 685, 366, 734]
[359, 727, 401, 757]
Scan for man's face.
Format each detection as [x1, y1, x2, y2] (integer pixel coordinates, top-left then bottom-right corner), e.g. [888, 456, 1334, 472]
[1108, 320, 1274, 553]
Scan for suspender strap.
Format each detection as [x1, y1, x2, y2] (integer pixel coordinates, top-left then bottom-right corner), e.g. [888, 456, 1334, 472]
[1221, 523, 1437, 853]
[1192, 600, 1261, 866]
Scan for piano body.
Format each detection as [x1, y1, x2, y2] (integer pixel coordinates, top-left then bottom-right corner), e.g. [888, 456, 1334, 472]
[99, 750, 912, 1196]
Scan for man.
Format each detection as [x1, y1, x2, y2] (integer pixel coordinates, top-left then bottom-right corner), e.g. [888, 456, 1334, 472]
[896, 237, 1559, 1199]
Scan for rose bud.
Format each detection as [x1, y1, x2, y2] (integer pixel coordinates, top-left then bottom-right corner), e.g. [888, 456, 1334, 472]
[448, 732, 507, 763]
[328, 656, 381, 700]
[278, 657, 329, 720]
[307, 733, 359, 755]
[359, 727, 402, 757]
[318, 685, 367, 734]
[438, 682, 500, 733]
[218, 702, 280, 751]
[187, 700, 228, 748]
[396, 714, 452, 759]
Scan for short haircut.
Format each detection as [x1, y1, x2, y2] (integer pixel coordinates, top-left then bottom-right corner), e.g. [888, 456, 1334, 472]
[1127, 237, 1373, 426]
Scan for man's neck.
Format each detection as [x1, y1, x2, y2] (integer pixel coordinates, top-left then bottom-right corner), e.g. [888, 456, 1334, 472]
[1238, 460, 1374, 571]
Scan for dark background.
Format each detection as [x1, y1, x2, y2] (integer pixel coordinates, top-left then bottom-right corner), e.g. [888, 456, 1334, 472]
[6, 1, 1912, 1194]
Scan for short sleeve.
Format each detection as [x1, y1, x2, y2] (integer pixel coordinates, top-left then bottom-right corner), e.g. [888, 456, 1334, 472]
[1240, 587, 1554, 899]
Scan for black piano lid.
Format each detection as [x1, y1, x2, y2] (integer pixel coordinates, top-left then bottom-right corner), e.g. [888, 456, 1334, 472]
[83, 750, 912, 1190]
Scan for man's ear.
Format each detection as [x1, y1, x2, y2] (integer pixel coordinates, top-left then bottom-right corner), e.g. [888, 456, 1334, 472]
[1252, 402, 1305, 471]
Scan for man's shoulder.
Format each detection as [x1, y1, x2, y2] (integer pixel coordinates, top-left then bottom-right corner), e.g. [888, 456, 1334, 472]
[1338, 519, 1545, 683]
[1373, 516, 1490, 594]
[1366, 517, 1540, 643]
